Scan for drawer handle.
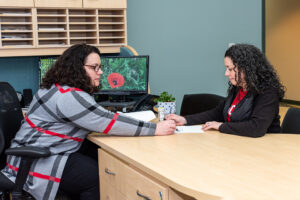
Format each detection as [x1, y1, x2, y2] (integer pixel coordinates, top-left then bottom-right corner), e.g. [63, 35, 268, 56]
[105, 168, 115, 176]
[136, 190, 151, 200]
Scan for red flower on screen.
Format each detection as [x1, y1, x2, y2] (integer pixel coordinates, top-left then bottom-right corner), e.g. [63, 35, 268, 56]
[107, 73, 125, 88]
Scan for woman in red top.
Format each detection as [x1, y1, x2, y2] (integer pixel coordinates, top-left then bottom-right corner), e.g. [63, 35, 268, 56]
[166, 44, 285, 137]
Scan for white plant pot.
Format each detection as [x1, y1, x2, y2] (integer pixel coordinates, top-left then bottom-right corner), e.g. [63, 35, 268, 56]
[157, 101, 176, 115]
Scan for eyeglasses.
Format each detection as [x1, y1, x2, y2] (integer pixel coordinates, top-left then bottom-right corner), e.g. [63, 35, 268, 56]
[84, 64, 102, 72]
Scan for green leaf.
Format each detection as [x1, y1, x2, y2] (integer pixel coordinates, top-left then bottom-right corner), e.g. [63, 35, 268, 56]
[154, 91, 175, 102]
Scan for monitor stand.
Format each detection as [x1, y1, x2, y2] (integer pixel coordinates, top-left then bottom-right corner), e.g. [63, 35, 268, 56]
[98, 95, 136, 112]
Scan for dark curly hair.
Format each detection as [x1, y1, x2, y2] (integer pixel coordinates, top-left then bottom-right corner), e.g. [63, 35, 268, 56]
[41, 44, 101, 94]
[225, 44, 285, 100]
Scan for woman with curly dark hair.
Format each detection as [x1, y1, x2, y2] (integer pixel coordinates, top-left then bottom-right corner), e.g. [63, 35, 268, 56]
[166, 44, 285, 138]
[1, 44, 176, 200]
[41, 43, 99, 94]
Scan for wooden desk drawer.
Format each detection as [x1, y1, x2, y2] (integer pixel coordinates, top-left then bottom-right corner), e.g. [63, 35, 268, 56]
[99, 149, 169, 200]
[100, 179, 127, 200]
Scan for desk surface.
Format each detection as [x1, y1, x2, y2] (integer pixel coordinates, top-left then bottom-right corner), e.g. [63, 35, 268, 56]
[88, 131, 300, 200]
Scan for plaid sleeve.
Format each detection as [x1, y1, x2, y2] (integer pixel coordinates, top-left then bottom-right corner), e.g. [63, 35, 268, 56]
[56, 91, 156, 136]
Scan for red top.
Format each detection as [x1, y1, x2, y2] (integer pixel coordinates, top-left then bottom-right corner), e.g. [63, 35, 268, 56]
[227, 88, 248, 122]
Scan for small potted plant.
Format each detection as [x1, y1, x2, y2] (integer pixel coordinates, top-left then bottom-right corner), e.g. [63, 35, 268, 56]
[154, 91, 176, 115]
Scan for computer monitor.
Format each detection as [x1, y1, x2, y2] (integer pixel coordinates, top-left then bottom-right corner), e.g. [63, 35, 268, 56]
[99, 55, 149, 96]
[38, 55, 149, 99]
[39, 56, 58, 84]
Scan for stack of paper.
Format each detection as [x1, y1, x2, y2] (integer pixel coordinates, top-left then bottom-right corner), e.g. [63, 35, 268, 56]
[120, 110, 156, 122]
[175, 125, 203, 134]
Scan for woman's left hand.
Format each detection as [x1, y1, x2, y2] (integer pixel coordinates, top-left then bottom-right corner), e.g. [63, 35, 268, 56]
[202, 121, 222, 131]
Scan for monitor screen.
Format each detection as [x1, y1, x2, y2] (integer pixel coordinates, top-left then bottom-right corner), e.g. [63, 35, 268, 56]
[99, 56, 149, 95]
[38, 55, 149, 96]
[39, 56, 58, 83]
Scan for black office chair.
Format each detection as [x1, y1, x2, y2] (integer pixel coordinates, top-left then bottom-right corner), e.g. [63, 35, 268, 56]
[0, 82, 50, 200]
[281, 107, 300, 134]
[180, 93, 225, 116]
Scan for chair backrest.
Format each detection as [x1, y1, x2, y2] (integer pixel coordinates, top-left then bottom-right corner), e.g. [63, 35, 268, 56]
[0, 82, 24, 168]
[281, 107, 300, 133]
[180, 93, 225, 116]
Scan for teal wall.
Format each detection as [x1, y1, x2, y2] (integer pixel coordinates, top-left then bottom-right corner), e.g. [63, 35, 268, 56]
[127, 0, 262, 113]
[0, 57, 39, 93]
[0, 47, 134, 95]
[0, 0, 262, 113]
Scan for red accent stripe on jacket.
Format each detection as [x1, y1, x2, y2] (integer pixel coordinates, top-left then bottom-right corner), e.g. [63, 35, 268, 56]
[25, 115, 83, 142]
[6, 162, 61, 183]
[55, 83, 82, 93]
[103, 113, 119, 134]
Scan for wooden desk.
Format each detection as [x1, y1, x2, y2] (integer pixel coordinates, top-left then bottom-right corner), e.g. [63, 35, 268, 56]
[88, 131, 300, 200]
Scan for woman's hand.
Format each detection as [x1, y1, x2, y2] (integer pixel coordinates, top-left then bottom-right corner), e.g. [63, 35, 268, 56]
[155, 120, 176, 136]
[165, 114, 187, 126]
[202, 121, 222, 131]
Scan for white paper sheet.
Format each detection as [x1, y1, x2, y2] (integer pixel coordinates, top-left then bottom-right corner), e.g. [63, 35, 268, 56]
[175, 125, 204, 134]
[120, 110, 156, 122]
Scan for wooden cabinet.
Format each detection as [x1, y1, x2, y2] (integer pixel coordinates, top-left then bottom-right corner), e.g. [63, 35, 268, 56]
[0, 0, 126, 56]
[36, 9, 68, 47]
[98, 9, 126, 47]
[83, 0, 126, 9]
[34, 0, 127, 9]
[0, 8, 34, 48]
[68, 9, 98, 45]
[101, 179, 127, 200]
[99, 149, 169, 200]
[34, 0, 82, 8]
[0, 0, 34, 7]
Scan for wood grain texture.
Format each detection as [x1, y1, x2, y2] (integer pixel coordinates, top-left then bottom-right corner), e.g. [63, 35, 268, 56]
[89, 131, 300, 200]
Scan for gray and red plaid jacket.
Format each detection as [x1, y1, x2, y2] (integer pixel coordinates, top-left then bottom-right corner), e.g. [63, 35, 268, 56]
[1, 84, 156, 200]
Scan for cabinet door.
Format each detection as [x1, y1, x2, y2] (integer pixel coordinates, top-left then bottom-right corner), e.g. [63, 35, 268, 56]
[83, 0, 126, 9]
[34, 0, 82, 8]
[0, 0, 34, 7]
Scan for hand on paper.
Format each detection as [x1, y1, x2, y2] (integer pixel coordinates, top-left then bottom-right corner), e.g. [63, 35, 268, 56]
[202, 121, 222, 131]
[155, 120, 176, 136]
[165, 114, 187, 126]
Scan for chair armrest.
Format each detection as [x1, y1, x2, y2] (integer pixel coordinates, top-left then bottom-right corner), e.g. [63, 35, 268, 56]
[5, 146, 51, 158]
